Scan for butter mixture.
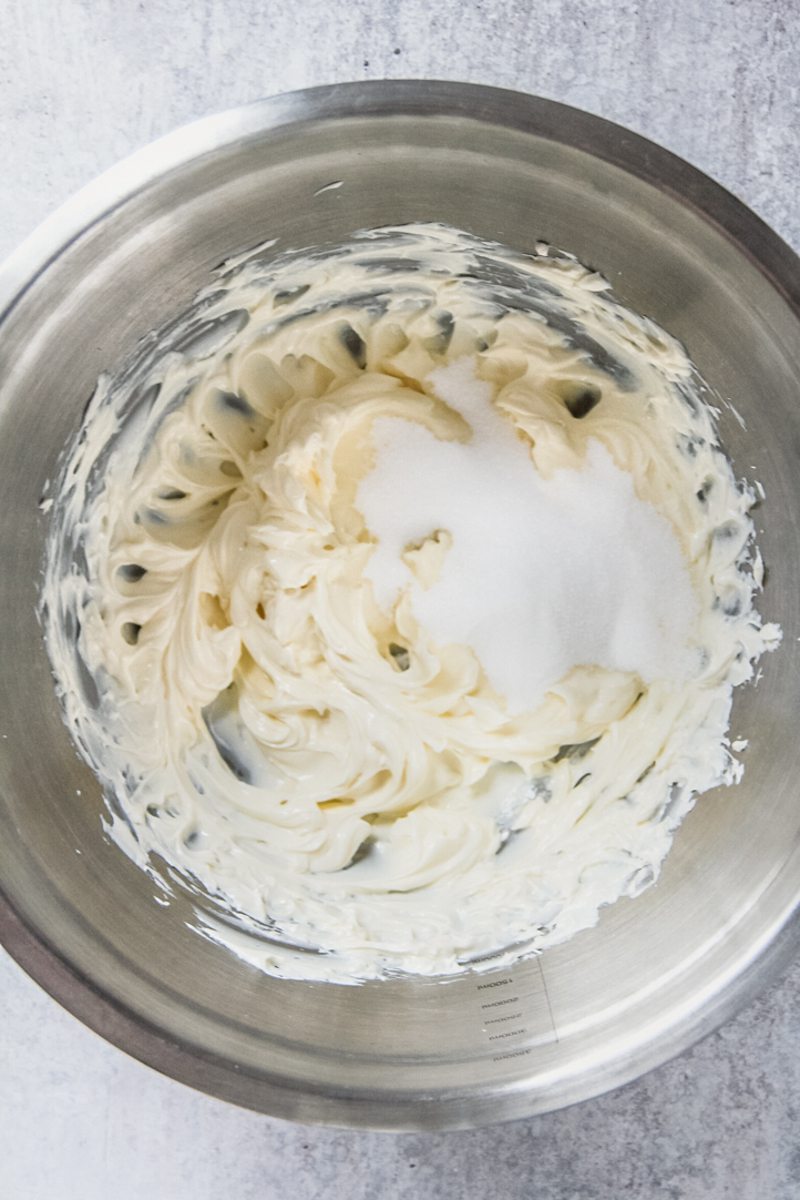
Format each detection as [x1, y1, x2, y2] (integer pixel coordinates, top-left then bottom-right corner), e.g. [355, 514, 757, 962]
[42, 224, 780, 981]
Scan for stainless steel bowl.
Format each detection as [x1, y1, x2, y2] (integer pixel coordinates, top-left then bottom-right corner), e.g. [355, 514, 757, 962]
[1, 82, 798, 1131]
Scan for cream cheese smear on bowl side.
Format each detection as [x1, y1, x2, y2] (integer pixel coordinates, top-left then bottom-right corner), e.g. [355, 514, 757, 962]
[41, 223, 781, 983]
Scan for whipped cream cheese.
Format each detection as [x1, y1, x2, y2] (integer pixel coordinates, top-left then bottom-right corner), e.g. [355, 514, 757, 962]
[41, 223, 780, 982]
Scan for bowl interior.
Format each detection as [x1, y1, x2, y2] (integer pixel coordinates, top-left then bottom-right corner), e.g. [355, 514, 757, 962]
[1, 85, 798, 1129]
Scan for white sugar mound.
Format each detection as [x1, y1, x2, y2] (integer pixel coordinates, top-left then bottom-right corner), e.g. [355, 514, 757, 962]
[357, 358, 697, 713]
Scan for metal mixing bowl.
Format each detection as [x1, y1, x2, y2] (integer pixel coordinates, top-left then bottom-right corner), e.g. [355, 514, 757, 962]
[1, 82, 798, 1131]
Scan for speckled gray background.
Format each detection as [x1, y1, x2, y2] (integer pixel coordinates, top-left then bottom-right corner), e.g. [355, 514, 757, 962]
[1, 2, 799, 1197]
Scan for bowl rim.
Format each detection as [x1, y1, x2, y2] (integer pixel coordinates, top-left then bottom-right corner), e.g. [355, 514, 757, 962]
[1, 79, 799, 1130]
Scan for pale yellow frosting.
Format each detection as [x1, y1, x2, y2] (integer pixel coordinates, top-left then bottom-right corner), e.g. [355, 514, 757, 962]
[42, 224, 779, 981]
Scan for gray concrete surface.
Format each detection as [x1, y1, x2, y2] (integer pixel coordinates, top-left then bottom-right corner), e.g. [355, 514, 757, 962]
[1, 1, 799, 1197]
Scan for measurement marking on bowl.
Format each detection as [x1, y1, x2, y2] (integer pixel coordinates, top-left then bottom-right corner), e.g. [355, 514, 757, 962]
[537, 958, 560, 1044]
[475, 976, 532, 1061]
[484, 1011, 524, 1026]
[473, 960, 560, 1060]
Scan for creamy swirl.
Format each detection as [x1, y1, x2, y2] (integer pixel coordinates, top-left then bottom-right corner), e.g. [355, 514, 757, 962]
[42, 224, 780, 981]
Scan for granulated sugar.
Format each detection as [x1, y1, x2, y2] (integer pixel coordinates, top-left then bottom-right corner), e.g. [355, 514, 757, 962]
[358, 358, 697, 712]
